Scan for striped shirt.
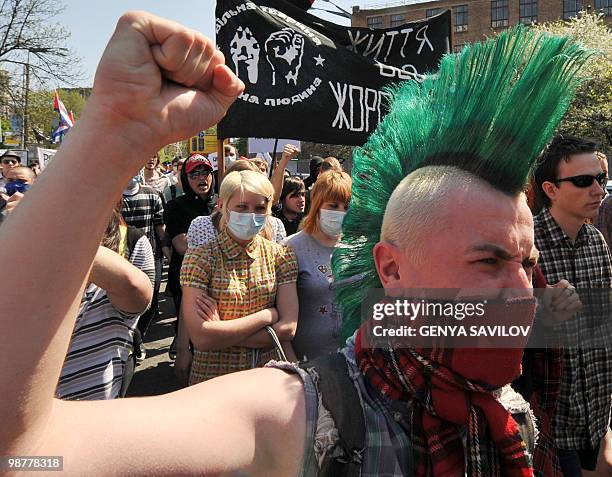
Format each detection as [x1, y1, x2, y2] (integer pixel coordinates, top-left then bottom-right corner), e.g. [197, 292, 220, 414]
[534, 207, 612, 449]
[121, 185, 164, 252]
[56, 235, 155, 400]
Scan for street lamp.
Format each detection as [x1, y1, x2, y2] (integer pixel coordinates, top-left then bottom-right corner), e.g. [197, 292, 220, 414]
[20, 47, 64, 147]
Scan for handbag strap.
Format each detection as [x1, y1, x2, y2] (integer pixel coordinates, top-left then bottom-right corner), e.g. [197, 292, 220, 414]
[265, 325, 287, 361]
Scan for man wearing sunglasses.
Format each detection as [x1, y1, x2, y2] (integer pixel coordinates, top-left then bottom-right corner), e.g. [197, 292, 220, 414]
[533, 135, 612, 476]
[0, 151, 22, 194]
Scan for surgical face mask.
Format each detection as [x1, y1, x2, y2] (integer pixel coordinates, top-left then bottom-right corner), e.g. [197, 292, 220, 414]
[227, 211, 267, 240]
[319, 209, 346, 237]
[5, 179, 30, 196]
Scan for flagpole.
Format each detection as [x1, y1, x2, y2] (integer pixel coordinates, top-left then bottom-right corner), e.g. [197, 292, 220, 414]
[269, 138, 279, 179]
[217, 139, 225, 190]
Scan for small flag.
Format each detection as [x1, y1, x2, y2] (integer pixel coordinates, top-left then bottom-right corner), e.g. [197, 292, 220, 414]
[53, 91, 74, 128]
[52, 91, 74, 143]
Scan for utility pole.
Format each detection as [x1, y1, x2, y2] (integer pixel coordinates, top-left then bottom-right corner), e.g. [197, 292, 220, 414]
[23, 62, 30, 147]
[21, 50, 31, 148]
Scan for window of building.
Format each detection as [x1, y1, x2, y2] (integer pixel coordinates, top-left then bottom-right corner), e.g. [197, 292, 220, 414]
[563, 0, 582, 18]
[491, 0, 509, 27]
[454, 5, 468, 32]
[426, 8, 442, 18]
[367, 16, 384, 29]
[519, 0, 538, 23]
[594, 0, 611, 15]
[390, 14, 406, 27]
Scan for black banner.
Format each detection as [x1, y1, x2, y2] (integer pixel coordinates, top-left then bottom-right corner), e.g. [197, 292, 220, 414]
[216, 0, 451, 145]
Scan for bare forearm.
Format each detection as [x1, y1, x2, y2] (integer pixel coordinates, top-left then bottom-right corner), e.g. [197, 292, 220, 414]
[0, 107, 142, 443]
[155, 223, 168, 243]
[189, 308, 277, 350]
[271, 157, 291, 205]
[172, 233, 188, 255]
[90, 247, 152, 314]
[157, 224, 172, 260]
[240, 329, 274, 348]
[273, 283, 299, 341]
[271, 320, 297, 341]
[240, 321, 296, 347]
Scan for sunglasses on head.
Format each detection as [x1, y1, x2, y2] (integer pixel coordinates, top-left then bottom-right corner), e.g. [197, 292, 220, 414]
[188, 170, 211, 180]
[555, 172, 607, 188]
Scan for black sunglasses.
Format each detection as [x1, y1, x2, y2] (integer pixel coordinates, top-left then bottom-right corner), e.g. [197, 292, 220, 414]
[555, 172, 607, 188]
[188, 170, 211, 180]
[1, 158, 18, 165]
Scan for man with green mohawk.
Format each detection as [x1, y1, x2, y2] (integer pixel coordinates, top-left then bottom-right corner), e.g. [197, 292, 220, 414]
[326, 26, 590, 477]
[0, 13, 592, 477]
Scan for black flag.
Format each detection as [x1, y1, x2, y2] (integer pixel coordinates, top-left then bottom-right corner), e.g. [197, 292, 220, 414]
[216, 0, 451, 146]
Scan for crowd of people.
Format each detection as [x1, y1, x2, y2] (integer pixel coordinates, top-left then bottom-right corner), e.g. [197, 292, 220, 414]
[0, 10, 611, 477]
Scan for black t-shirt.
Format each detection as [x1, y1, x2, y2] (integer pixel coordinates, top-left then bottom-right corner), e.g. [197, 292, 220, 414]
[273, 205, 303, 237]
[163, 193, 216, 295]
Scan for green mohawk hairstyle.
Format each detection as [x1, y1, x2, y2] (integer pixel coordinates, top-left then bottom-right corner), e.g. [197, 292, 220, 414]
[332, 26, 591, 341]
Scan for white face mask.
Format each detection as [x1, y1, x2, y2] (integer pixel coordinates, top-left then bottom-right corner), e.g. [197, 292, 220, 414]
[319, 209, 346, 237]
[227, 211, 267, 240]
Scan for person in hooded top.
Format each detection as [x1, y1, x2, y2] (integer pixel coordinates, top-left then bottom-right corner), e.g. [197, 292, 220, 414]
[163, 153, 217, 359]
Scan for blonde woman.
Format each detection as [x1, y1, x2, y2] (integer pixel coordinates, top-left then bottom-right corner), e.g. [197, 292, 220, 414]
[283, 170, 352, 361]
[187, 160, 287, 246]
[180, 170, 298, 385]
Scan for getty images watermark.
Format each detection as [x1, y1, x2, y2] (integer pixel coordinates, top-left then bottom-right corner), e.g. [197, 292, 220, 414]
[360, 289, 612, 349]
[371, 298, 531, 339]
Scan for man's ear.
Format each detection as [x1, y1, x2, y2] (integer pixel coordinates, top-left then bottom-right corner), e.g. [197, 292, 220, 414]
[373, 241, 405, 290]
[541, 181, 557, 202]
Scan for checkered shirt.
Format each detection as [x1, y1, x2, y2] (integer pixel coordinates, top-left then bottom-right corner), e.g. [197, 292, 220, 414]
[121, 185, 164, 253]
[180, 229, 298, 320]
[181, 229, 298, 381]
[534, 207, 612, 449]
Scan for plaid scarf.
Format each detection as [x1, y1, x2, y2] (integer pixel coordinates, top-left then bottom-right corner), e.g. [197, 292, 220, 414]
[355, 298, 537, 477]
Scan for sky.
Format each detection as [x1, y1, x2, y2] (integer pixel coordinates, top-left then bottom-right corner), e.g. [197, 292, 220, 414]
[55, 0, 390, 87]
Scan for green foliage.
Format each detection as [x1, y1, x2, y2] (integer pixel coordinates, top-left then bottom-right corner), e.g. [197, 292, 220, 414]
[533, 13, 612, 154]
[159, 142, 188, 162]
[332, 26, 592, 341]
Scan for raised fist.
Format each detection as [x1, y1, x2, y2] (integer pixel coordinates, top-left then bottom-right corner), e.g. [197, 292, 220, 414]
[89, 11, 244, 159]
[264, 28, 305, 86]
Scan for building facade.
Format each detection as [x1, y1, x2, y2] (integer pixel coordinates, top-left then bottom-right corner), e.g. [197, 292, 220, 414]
[352, 0, 611, 51]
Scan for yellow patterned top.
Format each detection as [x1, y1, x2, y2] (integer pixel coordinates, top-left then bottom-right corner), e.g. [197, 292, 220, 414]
[180, 229, 298, 320]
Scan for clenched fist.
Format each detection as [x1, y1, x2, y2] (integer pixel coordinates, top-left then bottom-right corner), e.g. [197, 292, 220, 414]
[89, 11, 244, 156]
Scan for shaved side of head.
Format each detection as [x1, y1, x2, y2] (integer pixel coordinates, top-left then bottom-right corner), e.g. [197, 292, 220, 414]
[380, 166, 524, 264]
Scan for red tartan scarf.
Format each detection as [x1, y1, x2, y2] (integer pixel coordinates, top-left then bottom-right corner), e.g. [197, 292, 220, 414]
[355, 297, 537, 477]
